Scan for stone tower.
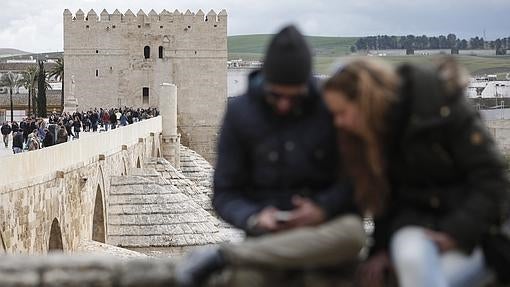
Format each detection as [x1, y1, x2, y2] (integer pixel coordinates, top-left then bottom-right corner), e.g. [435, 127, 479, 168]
[63, 9, 228, 162]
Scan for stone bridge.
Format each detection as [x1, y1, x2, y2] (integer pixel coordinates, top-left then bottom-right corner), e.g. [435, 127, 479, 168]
[0, 117, 164, 254]
[0, 115, 240, 256]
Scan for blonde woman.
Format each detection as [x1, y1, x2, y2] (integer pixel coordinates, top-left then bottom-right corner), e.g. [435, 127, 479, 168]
[323, 58, 508, 287]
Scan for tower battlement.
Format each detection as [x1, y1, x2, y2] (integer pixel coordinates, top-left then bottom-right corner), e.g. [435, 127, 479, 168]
[64, 9, 227, 25]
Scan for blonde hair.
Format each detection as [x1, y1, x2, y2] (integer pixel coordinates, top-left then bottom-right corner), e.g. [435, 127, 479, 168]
[324, 58, 399, 215]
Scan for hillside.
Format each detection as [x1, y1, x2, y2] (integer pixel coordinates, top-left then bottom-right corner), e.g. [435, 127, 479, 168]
[0, 48, 29, 57]
[228, 35, 510, 77]
[228, 34, 358, 61]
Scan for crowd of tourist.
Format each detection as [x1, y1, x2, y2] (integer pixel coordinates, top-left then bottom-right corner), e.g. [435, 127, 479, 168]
[1, 107, 159, 154]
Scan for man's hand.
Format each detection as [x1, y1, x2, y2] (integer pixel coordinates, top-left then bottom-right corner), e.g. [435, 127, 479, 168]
[253, 207, 287, 232]
[286, 196, 326, 228]
[357, 251, 391, 287]
[425, 230, 458, 253]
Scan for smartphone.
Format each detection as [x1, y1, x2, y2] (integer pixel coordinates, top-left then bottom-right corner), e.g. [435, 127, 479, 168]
[274, 211, 293, 224]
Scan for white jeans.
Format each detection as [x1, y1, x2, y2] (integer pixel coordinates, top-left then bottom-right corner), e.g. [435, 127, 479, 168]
[390, 226, 493, 287]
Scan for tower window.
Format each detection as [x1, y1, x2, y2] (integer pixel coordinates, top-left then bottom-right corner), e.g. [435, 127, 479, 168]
[159, 46, 164, 59]
[96, 50, 98, 53]
[142, 87, 149, 105]
[95, 70, 99, 77]
[144, 46, 151, 59]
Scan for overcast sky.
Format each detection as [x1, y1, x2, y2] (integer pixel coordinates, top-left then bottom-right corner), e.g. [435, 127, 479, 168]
[1, 0, 509, 52]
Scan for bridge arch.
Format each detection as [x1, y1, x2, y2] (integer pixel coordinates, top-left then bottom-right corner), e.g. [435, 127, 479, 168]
[48, 218, 63, 252]
[92, 184, 106, 243]
[95, 165, 106, 199]
[0, 231, 6, 253]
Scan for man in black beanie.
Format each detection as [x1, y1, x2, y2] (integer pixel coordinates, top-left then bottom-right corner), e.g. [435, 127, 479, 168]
[176, 25, 363, 287]
[213, 24, 357, 235]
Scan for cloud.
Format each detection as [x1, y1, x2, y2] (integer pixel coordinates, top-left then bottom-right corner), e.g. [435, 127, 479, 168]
[0, 0, 508, 52]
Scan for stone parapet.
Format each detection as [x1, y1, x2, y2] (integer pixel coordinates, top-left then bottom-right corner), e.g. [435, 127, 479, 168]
[0, 255, 176, 287]
[0, 116, 162, 188]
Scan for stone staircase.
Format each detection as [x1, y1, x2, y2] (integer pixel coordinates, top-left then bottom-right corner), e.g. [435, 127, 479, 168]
[143, 158, 213, 212]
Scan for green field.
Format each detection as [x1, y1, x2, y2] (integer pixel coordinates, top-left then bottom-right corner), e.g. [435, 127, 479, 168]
[228, 34, 358, 61]
[324, 55, 510, 78]
[228, 35, 510, 78]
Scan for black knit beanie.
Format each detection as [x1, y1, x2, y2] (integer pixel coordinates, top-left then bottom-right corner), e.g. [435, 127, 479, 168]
[263, 25, 312, 85]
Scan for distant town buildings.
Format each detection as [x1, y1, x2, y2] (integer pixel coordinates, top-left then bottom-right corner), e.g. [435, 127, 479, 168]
[467, 77, 510, 99]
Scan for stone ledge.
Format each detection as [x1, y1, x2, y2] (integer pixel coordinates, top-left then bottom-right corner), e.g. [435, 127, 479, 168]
[0, 255, 177, 287]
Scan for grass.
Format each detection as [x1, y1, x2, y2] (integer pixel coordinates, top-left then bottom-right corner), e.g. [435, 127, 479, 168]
[369, 55, 510, 78]
[228, 35, 510, 77]
[228, 35, 358, 61]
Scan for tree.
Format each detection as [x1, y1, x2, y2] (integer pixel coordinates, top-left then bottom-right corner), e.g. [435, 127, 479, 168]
[32, 65, 51, 116]
[48, 58, 64, 112]
[20, 66, 37, 117]
[350, 45, 357, 53]
[439, 35, 448, 49]
[429, 37, 440, 49]
[37, 60, 48, 117]
[470, 37, 485, 49]
[0, 72, 21, 122]
[447, 34, 457, 49]
[355, 38, 368, 51]
[459, 39, 468, 50]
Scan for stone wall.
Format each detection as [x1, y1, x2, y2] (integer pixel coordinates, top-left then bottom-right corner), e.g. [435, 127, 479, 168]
[486, 120, 510, 155]
[0, 255, 357, 287]
[0, 117, 162, 254]
[0, 255, 177, 286]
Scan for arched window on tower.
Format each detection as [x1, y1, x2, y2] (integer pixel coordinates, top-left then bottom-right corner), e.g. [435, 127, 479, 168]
[144, 46, 151, 59]
[159, 46, 164, 59]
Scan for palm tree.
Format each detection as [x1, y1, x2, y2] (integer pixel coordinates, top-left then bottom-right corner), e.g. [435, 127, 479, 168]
[48, 58, 64, 112]
[0, 72, 21, 122]
[20, 67, 37, 117]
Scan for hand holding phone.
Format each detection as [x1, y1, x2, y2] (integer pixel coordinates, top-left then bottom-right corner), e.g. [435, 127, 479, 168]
[274, 211, 293, 224]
